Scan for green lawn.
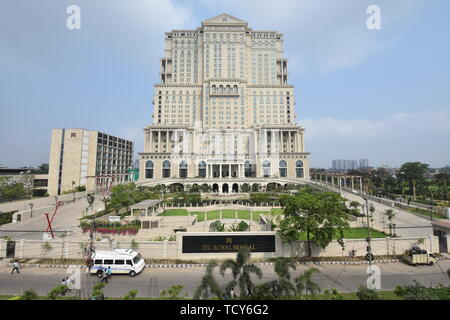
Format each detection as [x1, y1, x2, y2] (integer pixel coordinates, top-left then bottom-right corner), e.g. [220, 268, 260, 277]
[161, 209, 279, 222]
[297, 228, 386, 241]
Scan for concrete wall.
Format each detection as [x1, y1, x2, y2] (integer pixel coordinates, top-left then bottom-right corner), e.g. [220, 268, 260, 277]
[1, 233, 441, 260]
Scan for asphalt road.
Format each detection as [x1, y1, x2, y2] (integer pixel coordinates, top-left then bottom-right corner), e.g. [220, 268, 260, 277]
[312, 182, 434, 237]
[1, 260, 449, 298]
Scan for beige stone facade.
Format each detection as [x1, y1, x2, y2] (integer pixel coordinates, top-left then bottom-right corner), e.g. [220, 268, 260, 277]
[47, 129, 133, 196]
[139, 14, 310, 191]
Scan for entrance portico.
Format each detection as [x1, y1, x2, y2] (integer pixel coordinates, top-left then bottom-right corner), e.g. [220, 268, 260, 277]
[207, 162, 245, 178]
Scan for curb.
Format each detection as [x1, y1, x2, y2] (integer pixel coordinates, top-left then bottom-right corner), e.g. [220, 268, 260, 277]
[7, 256, 448, 269]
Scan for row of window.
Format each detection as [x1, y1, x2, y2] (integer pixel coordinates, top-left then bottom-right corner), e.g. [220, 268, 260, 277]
[144, 160, 304, 179]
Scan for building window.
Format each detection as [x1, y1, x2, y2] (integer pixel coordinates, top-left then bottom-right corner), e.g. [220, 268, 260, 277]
[162, 160, 171, 178]
[263, 160, 271, 178]
[145, 160, 154, 179]
[198, 161, 206, 178]
[179, 160, 188, 178]
[279, 160, 287, 178]
[296, 160, 304, 178]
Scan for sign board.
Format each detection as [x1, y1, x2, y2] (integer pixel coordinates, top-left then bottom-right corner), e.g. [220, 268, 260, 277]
[182, 235, 276, 253]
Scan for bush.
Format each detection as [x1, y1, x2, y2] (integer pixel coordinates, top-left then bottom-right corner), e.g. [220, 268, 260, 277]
[20, 289, 39, 300]
[46, 285, 68, 300]
[210, 220, 225, 232]
[356, 285, 379, 300]
[160, 285, 186, 299]
[394, 281, 440, 300]
[123, 289, 138, 300]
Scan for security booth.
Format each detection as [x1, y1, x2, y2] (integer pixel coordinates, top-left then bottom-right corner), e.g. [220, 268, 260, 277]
[431, 220, 450, 253]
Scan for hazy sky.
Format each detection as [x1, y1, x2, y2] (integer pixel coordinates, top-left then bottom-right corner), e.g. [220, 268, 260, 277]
[1, 0, 449, 169]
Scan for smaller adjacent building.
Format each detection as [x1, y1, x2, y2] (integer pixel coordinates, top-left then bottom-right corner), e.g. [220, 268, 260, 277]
[47, 129, 134, 196]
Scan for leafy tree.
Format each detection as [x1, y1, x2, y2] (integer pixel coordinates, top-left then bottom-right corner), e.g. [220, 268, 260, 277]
[194, 261, 223, 299]
[385, 209, 396, 235]
[91, 282, 105, 300]
[0, 177, 26, 201]
[278, 191, 350, 256]
[295, 267, 321, 298]
[399, 162, 429, 199]
[220, 248, 263, 298]
[273, 258, 296, 297]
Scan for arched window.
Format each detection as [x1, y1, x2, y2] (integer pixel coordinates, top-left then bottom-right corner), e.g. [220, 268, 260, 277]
[212, 85, 217, 94]
[279, 160, 287, 178]
[179, 160, 188, 178]
[226, 85, 231, 93]
[233, 85, 238, 94]
[162, 160, 171, 178]
[145, 160, 154, 179]
[296, 160, 304, 178]
[219, 85, 224, 94]
[244, 160, 252, 178]
[263, 160, 271, 178]
[198, 161, 206, 178]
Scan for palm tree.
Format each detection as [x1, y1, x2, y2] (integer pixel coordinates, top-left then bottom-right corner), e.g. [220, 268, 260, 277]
[273, 258, 296, 297]
[295, 267, 321, 299]
[194, 260, 223, 299]
[220, 248, 263, 298]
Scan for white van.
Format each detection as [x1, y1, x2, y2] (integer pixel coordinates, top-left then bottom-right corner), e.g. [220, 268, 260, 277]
[91, 249, 145, 277]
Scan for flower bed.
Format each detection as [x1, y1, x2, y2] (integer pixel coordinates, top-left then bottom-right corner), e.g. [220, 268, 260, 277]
[82, 226, 139, 235]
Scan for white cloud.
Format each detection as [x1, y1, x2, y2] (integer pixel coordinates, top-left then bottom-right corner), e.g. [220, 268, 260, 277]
[298, 109, 450, 168]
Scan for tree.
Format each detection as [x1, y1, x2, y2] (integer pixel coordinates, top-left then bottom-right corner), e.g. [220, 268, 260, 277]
[0, 177, 26, 202]
[273, 258, 297, 297]
[220, 248, 263, 298]
[399, 162, 429, 199]
[109, 183, 139, 215]
[87, 193, 95, 212]
[46, 285, 69, 300]
[385, 209, 396, 235]
[295, 267, 321, 298]
[278, 191, 350, 256]
[194, 261, 223, 299]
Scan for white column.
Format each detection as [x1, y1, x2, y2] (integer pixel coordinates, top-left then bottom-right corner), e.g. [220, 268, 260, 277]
[158, 131, 161, 153]
[219, 165, 222, 178]
[288, 131, 292, 153]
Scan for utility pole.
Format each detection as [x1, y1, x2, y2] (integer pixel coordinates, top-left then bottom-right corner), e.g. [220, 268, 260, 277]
[85, 219, 96, 298]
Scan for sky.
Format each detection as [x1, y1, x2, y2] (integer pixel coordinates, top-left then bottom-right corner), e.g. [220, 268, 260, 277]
[0, 0, 449, 169]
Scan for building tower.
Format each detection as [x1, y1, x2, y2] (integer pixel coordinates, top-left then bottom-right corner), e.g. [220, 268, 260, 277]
[138, 14, 310, 192]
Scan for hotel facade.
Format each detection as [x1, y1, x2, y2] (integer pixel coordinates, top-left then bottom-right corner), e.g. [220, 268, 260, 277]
[138, 14, 310, 192]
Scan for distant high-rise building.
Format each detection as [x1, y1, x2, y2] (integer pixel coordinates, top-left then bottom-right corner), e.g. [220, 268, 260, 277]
[359, 159, 369, 169]
[332, 159, 358, 171]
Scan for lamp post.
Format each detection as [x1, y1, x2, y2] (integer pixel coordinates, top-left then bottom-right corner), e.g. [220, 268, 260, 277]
[29, 203, 33, 218]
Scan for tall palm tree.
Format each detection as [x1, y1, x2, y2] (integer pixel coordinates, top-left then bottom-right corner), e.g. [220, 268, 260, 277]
[194, 260, 223, 299]
[273, 258, 296, 297]
[295, 267, 321, 299]
[220, 248, 263, 298]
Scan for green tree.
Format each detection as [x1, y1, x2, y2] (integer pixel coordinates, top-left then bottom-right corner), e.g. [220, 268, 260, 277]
[0, 177, 26, 201]
[278, 191, 350, 256]
[273, 258, 296, 297]
[194, 261, 223, 299]
[399, 162, 429, 199]
[295, 267, 321, 298]
[385, 209, 396, 235]
[219, 248, 263, 298]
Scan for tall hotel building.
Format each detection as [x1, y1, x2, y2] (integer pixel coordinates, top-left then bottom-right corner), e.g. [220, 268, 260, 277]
[47, 129, 133, 196]
[139, 14, 310, 192]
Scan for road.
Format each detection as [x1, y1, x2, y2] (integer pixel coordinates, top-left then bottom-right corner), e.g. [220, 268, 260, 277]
[312, 181, 434, 237]
[0, 198, 104, 240]
[1, 261, 449, 298]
